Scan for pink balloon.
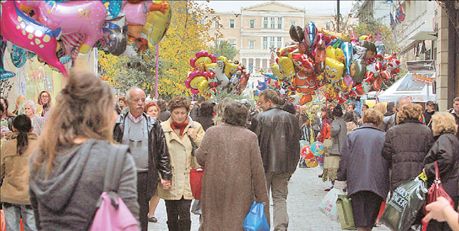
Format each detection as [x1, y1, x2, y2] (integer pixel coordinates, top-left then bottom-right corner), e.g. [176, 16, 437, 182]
[123, 2, 150, 26]
[19, 0, 107, 53]
[1, 1, 67, 76]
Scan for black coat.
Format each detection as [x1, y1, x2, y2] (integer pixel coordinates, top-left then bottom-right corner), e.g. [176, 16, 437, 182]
[337, 125, 390, 199]
[382, 120, 434, 190]
[113, 112, 172, 198]
[424, 133, 459, 197]
[250, 107, 301, 174]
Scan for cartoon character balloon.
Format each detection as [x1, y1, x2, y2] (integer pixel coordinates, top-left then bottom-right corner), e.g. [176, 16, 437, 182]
[143, 1, 171, 46]
[19, 0, 107, 54]
[1, 1, 67, 76]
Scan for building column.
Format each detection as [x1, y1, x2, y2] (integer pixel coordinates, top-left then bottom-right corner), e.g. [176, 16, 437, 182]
[258, 58, 262, 71]
[436, 4, 450, 111]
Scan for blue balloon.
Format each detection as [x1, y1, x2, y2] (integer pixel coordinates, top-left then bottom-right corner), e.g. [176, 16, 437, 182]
[104, 0, 123, 18]
[310, 141, 324, 157]
[0, 38, 16, 80]
[10, 45, 27, 68]
[341, 42, 353, 76]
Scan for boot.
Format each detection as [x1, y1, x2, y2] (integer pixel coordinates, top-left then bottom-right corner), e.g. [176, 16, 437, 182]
[178, 219, 191, 231]
[167, 220, 179, 231]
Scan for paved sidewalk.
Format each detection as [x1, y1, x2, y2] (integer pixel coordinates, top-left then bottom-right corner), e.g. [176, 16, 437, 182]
[148, 166, 390, 231]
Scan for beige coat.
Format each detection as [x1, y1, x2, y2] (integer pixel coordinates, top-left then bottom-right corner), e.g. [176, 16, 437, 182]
[196, 124, 269, 231]
[0, 133, 38, 205]
[158, 119, 205, 200]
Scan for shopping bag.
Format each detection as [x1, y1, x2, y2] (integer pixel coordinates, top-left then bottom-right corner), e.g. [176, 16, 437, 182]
[0, 210, 5, 231]
[336, 194, 355, 230]
[190, 168, 204, 200]
[422, 161, 454, 231]
[242, 201, 269, 231]
[319, 188, 344, 221]
[380, 177, 428, 231]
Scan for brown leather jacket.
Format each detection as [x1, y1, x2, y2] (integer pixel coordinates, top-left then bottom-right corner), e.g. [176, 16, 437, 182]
[250, 107, 301, 174]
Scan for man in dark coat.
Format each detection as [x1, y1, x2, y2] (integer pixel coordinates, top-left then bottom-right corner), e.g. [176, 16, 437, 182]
[113, 87, 172, 231]
[250, 89, 301, 231]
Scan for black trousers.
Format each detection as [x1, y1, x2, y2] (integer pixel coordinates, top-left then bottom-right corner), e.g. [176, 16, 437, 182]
[165, 198, 192, 231]
[137, 172, 150, 231]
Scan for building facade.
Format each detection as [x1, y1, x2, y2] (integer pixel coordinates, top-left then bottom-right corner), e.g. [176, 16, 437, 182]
[209, 2, 313, 75]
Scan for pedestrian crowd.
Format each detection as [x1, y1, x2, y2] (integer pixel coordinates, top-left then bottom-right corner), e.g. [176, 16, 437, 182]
[1, 69, 459, 231]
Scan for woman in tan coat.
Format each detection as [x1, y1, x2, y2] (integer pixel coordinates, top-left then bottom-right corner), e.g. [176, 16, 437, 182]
[159, 96, 205, 231]
[196, 101, 269, 231]
[1, 115, 38, 230]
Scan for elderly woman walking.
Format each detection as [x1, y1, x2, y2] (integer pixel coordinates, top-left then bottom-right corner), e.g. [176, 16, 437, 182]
[337, 109, 390, 231]
[159, 96, 205, 231]
[383, 103, 434, 191]
[196, 101, 269, 231]
[423, 112, 459, 231]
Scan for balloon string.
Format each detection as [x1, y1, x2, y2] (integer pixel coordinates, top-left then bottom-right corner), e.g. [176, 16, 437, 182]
[155, 44, 159, 100]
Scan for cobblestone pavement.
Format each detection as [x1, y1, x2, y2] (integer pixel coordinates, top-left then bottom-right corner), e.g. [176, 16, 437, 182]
[149, 167, 390, 231]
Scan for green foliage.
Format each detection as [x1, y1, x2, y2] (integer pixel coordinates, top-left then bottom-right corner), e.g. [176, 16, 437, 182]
[210, 40, 238, 60]
[353, 20, 400, 54]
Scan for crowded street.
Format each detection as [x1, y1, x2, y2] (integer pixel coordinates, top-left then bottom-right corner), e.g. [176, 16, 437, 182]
[1, 0, 459, 231]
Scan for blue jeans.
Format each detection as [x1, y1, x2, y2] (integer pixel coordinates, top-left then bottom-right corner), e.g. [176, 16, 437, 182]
[2, 203, 37, 231]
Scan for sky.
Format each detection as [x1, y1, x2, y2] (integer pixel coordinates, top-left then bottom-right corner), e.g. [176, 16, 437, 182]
[205, 1, 355, 16]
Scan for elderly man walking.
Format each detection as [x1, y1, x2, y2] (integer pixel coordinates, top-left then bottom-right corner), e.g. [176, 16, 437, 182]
[251, 89, 301, 231]
[113, 87, 172, 231]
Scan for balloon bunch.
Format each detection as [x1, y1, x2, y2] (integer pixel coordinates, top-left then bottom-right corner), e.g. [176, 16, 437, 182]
[185, 50, 250, 96]
[262, 21, 400, 105]
[0, 0, 172, 77]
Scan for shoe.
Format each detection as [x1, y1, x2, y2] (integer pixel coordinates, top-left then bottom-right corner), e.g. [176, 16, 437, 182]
[324, 186, 333, 192]
[148, 217, 158, 223]
[318, 174, 323, 178]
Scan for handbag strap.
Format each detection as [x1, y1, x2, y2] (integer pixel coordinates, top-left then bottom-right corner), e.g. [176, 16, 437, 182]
[103, 145, 128, 192]
[434, 161, 440, 182]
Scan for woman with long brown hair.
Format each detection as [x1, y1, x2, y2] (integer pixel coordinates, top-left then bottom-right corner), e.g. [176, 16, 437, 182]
[29, 71, 139, 230]
[1, 115, 38, 231]
[36, 91, 51, 117]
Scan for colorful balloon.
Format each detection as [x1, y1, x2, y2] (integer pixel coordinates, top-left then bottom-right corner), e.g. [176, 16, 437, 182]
[185, 71, 211, 95]
[305, 22, 317, 49]
[19, 0, 107, 54]
[341, 42, 353, 75]
[0, 37, 16, 80]
[350, 60, 366, 83]
[1, 1, 67, 76]
[101, 20, 127, 56]
[277, 56, 295, 80]
[205, 61, 229, 88]
[143, 1, 171, 46]
[104, 0, 123, 18]
[10, 45, 27, 68]
[325, 57, 344, 83]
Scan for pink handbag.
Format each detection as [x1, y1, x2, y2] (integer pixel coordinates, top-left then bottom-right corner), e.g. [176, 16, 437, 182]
[89, 146, 139, 231]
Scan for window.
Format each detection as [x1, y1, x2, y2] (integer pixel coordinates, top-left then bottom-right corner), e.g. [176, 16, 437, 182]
[228, 39, 236, 47]
[263, 17, 268, 28]
[277, 17, 283, 29]
[277, 37, 282, 48]
[249, 40, 255, 49]
[270, 37, 275, 48]
[250, 19, 255, 28]
[263, 37, 268, 49]
[229, 19, 235, 28]
[270, 17, 275, 29]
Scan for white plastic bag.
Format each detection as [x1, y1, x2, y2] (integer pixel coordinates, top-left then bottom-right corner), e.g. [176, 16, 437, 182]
[319, 188, 344, 221]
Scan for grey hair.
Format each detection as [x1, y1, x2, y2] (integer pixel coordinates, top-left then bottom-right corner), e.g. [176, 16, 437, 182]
[23, 100, 36, 113]
[396, 96, 412, 107]
[126, 87, 143, 102]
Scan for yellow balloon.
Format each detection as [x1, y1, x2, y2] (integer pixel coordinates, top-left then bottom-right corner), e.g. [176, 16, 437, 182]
[190, 76, 208, 92]
[224, 62, 238, 78]
[195, 57, 213, 70]
[325, 57, 344, 82]
[325, 46, 336, 59]
[335, 48, 345, 63]
[271, 63, 282, 78]
[143, 0, 172, 46]
[278, 57, 295, 80]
